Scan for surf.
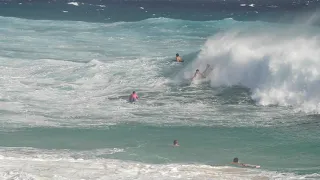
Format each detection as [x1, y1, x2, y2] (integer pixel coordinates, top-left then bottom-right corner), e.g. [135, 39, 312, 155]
[187, 21, 320, 114]
[1, 7, 320, 180]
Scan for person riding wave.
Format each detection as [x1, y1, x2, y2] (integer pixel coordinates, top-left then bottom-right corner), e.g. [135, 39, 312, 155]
[192, 64, 212, 80]
[231, 158, 260, 168]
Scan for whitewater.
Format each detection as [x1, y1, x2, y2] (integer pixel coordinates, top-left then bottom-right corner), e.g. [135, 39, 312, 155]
[0, 0, 320, 179]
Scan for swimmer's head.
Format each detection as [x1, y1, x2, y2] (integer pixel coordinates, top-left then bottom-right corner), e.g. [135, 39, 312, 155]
[233, 158, 239, 163]
[173, 140, 178, 145]
[176, 53, 179, 57]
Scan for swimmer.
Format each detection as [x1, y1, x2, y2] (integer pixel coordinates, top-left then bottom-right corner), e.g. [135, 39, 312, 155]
[173, 140, 179, 146]
[192, 64, 211, 80]
[129, 91, 139, 102]
[176, 53, 183, 62]
[231, 158, 260, 168]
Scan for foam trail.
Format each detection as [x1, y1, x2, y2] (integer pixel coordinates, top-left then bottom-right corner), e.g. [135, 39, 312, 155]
[191, 25, 320, 113]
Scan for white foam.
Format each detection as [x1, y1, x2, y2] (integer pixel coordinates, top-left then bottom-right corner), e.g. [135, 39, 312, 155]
[267, 5, 278, 8]
[0, 15, 208, 128]
[0, 147, 124, 160]
[0, 147, 316, 180]
[191, 23, 320, 113]
[67, 2, 79, 6]
[0, 15, 307, 129]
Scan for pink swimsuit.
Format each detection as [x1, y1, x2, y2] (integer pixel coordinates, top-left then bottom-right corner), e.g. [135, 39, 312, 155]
[132, 94, 138, 99]
[130, 93, 138, 102]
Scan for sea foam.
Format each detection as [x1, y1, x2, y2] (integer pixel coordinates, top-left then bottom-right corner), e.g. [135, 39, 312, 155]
[192, 24, 320, 113]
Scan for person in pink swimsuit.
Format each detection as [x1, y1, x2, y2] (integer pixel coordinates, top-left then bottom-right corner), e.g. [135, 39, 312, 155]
[129, 91, 139, 102]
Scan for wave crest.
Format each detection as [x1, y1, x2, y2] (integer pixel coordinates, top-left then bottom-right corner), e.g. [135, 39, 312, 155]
[194, 27, 320, 113]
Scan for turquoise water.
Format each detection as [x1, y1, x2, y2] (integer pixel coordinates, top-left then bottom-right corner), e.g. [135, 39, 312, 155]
[0, 1, 320, 179]
[1, 124, 320, 173]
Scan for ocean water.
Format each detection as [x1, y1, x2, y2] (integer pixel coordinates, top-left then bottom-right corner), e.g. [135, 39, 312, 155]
[1, 0, 320, 179]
